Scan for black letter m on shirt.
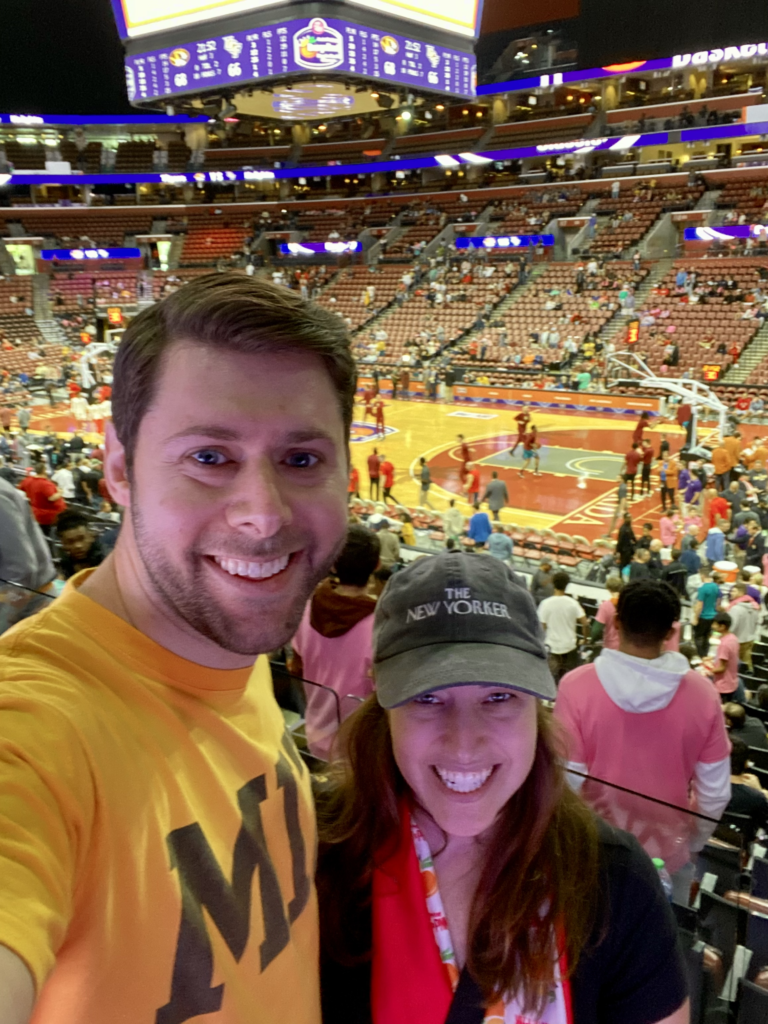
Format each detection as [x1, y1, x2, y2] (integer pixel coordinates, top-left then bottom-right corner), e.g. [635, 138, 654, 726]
[156, 767, 304, 1024]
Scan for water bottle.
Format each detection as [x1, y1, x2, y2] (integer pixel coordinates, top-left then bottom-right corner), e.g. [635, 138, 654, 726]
[653, 858, 673, 902]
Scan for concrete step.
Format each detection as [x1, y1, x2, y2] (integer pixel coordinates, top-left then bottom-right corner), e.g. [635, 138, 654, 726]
[35, 318, 67, 346]
[696, 188, 721, 212]
[723, 320, 768, 383]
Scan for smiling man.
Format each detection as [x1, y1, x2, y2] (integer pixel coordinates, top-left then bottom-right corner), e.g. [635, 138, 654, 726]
[0, 274, 355, 1024]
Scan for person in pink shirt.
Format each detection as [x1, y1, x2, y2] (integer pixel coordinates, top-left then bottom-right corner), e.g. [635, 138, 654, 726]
[658, 510, 680, 549]
[554, 579, 731, 897]
[703, 612, 743, 701]
[592, 576, 622, 649]
[289, 525, 380, 760]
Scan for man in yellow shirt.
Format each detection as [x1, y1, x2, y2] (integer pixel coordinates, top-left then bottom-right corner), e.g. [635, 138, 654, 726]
[0, 274, 354, 1024]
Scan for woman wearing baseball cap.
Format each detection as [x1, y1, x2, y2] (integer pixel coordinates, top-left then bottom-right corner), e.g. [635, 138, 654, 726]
[316, 552, 688, 1024]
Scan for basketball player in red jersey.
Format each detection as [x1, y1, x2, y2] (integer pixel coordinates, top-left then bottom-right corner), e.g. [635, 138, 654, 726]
[360, 387, 376, 422]
[519, 425, 541, 477]
[457, 434, 473, 482]
[374, 398, 386, 438]
[509, 405, 531, 456]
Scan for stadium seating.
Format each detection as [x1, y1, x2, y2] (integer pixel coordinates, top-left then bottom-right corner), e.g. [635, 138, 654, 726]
[717, 176, 768, 220]
[620, 258, 765, 377]
[587, 182, 705, 255]
[484, 113, 594, 150]
[449, 260, 647, 369]
[315, 265, 404, 331]
[355, 264, 511, 366]
[3, 211, 151, 246]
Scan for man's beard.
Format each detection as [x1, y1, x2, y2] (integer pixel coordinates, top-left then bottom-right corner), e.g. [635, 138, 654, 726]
[131, 494, 343, 656]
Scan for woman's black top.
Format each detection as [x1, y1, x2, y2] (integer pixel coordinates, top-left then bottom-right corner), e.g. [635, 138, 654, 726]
[317, 817, 688, 1024]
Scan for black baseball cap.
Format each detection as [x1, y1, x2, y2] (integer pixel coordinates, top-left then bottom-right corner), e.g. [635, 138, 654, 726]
[373, 552, 556, 708]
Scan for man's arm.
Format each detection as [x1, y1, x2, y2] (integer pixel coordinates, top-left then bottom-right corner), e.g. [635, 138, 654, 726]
[690, 757, 732, 851]
[0, 945, 35, 1024]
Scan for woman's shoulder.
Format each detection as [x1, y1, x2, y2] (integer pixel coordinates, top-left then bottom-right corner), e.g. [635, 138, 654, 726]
[593, 817, 650, 879]
[573, 818, 689, 1022]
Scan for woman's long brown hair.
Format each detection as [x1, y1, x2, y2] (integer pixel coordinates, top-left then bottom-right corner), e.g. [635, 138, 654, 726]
[316, 696, 601, 1017]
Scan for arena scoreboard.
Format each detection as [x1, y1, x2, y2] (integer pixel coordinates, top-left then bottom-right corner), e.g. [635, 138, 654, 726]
[111, 0, 481, 40]
[111, 1, 479, 103]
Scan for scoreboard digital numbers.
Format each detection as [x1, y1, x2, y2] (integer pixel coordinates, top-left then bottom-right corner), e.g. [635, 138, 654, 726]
[113, 1, 478, 101]
[124, 15, 476, 100]
[701, 364, 722, 381]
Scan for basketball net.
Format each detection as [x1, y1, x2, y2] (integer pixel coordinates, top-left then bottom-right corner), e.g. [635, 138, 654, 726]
[605, 352, 727, 447]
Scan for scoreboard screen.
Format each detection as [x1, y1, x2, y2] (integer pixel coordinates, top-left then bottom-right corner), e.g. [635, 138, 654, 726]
[111, 0, 481, 39]
[124, 12, 476, 101]
[345, 0, 481, 39]
[113, 0, 290, 40]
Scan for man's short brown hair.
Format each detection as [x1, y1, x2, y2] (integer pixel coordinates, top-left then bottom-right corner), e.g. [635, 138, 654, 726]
[112, 272, 357, 468]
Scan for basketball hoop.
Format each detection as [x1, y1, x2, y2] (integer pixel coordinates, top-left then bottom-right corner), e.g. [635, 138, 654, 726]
[605, 352, 727, 447]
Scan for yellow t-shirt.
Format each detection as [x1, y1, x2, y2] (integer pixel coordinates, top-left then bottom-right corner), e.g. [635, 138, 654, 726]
[0, 572, 319, 1023]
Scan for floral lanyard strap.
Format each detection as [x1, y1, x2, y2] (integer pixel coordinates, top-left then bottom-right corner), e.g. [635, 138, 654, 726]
[410, 821, 572, 1024]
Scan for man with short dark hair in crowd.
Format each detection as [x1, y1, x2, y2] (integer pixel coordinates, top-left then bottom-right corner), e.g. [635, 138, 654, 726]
[661, 548, 688, 596]
[692, 567, 721, 656]
[555, 580, 731, 901]
[529, 557, 555, 605]
[723, 702, 768, 750]
[289, 524, 379, 760]
[636, 522, 653, 550]
[0, 273, 354, 1022]
[704, 611, 742, 701]
[537, 570, 588, 682]
[369, 513, 400, 568]
[55, 509, 105, 579]
[66, 429, 85, 455]
[725, 738, 768, 845]
[744, 518, 766, 567]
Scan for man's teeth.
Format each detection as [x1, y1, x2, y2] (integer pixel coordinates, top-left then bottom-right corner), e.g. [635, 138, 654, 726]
[435, 767, 494, 793]
[214, 554, 289, 580]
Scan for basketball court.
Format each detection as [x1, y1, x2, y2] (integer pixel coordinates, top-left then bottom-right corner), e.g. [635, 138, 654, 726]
[28, 392, 766, 542]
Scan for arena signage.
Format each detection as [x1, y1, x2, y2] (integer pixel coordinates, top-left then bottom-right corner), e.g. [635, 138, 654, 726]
[455, 235, 554, 249]
[672, 43, 768, 68]
[536, 138, 608, 153]
[684, 225, 768, 240]
[40, 248, 142, 260]
[2, 117, 768, 187]
[478, 38, 768, 96]
[280, 241, 362, 254]
[0, 113, 209, 125]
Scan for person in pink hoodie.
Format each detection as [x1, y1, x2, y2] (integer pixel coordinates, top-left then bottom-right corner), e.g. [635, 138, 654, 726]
[289, 524, 380, 761]
[555, 579, 731, 900]
[659, 509, 681, 549]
